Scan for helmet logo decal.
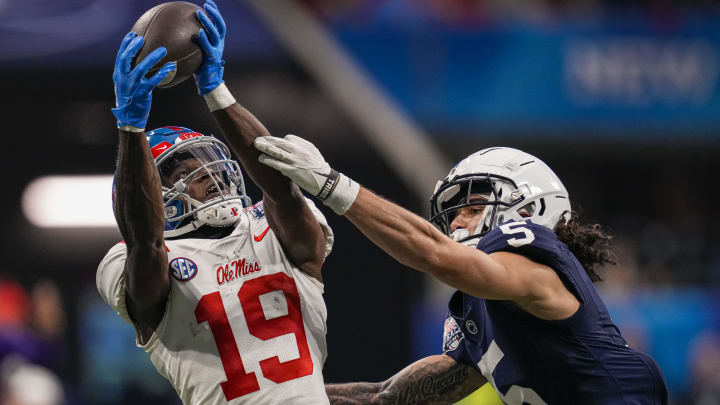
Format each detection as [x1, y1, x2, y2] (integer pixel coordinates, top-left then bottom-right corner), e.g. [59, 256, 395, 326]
[169, 257, 198, 282]
[151, 141, 172, 158]
[177, 132, 203, 142]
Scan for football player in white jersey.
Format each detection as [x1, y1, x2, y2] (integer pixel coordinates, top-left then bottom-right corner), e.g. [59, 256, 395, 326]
[97, 1, 341, 403]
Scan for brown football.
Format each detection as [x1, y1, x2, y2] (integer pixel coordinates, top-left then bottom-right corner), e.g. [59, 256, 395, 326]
[131, 1, 204, 88]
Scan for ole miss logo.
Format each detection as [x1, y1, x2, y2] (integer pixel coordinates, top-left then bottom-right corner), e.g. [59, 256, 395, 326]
[170, 257, 198, 281]
[217, 258, 261, 286]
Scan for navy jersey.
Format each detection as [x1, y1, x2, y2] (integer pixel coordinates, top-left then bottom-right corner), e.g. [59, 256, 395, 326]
[442, 220, 667, 405]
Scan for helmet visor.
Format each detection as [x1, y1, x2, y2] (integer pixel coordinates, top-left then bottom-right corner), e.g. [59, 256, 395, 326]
[157, 139, 241, 195]
[156, 137, 248, 224]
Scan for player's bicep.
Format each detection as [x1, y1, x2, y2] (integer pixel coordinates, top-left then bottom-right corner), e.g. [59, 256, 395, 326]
[378, 354, 486, 405]
[123, 243, 170, 338]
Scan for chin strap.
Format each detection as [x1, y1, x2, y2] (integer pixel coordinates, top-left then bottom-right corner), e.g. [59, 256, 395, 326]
[164, 220, 201, 238]
[163, 199, 245, 238]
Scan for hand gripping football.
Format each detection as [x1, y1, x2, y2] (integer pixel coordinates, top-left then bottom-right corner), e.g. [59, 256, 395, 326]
[131, 1, 204, 88]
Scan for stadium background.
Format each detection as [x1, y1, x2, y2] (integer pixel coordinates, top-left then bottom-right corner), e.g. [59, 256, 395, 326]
[1, 0, 720, 404]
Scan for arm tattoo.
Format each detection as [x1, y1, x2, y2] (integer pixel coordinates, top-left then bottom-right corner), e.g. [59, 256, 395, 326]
[325, 382, 382, 405]
[326, 355, 486, 405]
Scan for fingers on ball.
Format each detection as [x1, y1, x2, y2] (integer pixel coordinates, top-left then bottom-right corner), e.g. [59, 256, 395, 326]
[134, 47, 168, 76]
[204, 2, 226, 36]
[197, 10, 221, 44]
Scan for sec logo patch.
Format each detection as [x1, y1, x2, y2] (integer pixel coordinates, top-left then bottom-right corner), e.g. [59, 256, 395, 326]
[169, 257, 198, 282]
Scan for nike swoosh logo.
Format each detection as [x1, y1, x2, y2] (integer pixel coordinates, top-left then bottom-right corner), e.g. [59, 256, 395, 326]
[254, 226, 271, 242]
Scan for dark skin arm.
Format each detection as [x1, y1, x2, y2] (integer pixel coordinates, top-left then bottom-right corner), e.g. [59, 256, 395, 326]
[325, 355, 487, 405]
[211, 104, 326, 281]
[114, 130, 170, 344]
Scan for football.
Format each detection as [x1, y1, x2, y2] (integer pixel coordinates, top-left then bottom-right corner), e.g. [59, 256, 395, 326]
[131, 1, 204, 88]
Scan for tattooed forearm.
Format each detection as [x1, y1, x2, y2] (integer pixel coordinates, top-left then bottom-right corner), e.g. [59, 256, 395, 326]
[325, 382, 382, 404]
[387, 363, 468, 404]
[326, 355, 486, 405]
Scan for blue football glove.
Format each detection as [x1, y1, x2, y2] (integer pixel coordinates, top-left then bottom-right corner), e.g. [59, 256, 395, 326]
[194, 0, 226, 95]
[112, 32, 176, 131]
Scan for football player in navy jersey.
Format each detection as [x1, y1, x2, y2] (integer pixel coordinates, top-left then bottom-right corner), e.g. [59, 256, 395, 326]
[254, 136, 668, 405]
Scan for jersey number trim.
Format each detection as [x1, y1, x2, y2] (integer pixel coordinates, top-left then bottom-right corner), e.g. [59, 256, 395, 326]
[478, 340, 548, 405]
[194, 273, 313, 400]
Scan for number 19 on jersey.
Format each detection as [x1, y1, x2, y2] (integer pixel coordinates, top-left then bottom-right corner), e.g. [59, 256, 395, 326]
[194, 273, 313, 400]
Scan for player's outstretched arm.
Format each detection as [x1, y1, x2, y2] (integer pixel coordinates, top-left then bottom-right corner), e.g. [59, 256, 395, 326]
[325, 355, 486, 405]
[111, 32, 176, 342]
[255, 135, 578, 317]
[193, 0, 326, 280]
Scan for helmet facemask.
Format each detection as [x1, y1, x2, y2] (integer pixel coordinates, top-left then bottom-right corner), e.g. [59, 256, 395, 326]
[430, 173, 526, 246]
[156, 137, 251, 237]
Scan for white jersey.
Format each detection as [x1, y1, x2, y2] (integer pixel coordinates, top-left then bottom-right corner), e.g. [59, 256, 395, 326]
[97, 200, 333, 405]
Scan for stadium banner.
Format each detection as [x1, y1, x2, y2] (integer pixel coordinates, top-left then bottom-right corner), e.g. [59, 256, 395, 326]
[331, 18, 720, 135]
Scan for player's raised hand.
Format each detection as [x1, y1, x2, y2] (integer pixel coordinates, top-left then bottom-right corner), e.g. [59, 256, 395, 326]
[194, 0, 226, 95]
[254, 135, 360, 215]
[112, 31, 176, 131]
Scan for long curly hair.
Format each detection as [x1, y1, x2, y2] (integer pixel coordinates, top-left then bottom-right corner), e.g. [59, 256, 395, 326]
[553, 210, 616, 282]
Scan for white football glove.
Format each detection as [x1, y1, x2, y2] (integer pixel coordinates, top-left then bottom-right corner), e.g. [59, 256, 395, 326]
[254, 135, 359, 215]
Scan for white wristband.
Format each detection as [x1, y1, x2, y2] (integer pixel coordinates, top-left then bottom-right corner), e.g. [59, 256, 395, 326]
[203, 83, 236, 112]
[323, 172, 360, 215]
[118, 124, 144, 133]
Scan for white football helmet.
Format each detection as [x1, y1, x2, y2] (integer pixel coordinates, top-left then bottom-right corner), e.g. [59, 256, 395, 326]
[430, 147, 571, 246]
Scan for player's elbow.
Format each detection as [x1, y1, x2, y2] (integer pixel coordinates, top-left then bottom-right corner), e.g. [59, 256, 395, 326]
[125, 237, 165, 253]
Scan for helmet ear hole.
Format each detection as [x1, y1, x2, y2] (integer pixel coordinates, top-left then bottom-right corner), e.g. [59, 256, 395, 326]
[538, 198, 546, 216]
[517, 202, 536, 218]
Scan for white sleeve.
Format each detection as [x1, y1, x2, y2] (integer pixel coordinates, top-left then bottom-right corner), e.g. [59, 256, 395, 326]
[304, 197, 334, 258]
[96, 243, 133, 325]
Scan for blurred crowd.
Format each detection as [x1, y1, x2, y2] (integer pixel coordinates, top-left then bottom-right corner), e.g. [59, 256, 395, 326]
[0, 279, 66, 405]
[599, 229, 720, 405]
[298, 0, 720, 24]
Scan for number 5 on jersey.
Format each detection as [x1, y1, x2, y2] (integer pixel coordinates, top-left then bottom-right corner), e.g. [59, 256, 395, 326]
[194, 273, 313, 401]
[499, 221, 535, 247]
